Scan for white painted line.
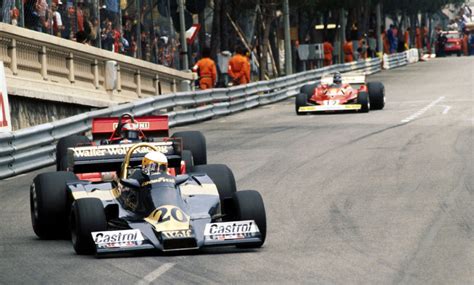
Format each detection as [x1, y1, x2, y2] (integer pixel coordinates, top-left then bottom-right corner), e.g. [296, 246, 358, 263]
[442, 106, 451, 115]
[401, 96, 445, 123]
[136, 263, 175, 285]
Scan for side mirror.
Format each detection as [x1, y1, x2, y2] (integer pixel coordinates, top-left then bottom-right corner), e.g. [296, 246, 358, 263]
[121, 178, 141, 188]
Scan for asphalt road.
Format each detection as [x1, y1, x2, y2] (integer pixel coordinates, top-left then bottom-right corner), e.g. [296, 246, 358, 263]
[0, 56, 472, 284]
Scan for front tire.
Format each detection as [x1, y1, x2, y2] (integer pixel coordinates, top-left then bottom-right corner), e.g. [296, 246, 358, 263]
[70, 198, 107, 255]
[171, 131, 207, 165]
[30, 171, 77, 239]
[300, 83, 317, 96]
[233, 190, 267, 248]
[358, 92, 370, 113]
[295, 93, 309, 116]
[367, 82, 385, 110]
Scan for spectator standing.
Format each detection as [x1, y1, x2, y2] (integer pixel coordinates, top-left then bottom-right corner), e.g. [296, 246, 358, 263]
[228, 46, 250, 85]
[323, 39, 333, 66]
[52, 2, 63, 36]
[192, 47, 217, 90]
[343, 40, 354, 63]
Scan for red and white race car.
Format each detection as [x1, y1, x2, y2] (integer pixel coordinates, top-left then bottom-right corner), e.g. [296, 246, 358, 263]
[55, 113, 207, 181]
[295, 73, 385, 115]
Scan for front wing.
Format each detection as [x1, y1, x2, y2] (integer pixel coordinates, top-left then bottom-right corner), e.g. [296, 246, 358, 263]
[92, 220, 262, 255]
[298, 104, 361, 112]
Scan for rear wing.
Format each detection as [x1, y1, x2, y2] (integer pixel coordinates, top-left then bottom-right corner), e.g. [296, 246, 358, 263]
[67, 141, 182, 174]
[321, 73, 366, 85]
[92, 115, 169, 141]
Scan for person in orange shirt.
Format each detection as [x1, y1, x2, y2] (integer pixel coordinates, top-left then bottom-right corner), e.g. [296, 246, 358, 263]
[415, 27, 422, 49]
[462, 33, 469, 56]
[343, 40, 354, 63]
[323, 39, 334, 66]
[192, 47, 217, 90]
[228, 46, 250, 85]
[382, 30, 390, 54]
[404, 28, 411, 50]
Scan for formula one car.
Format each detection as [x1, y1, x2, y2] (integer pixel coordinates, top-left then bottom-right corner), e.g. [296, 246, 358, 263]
[30, 142, 266, 255]
[295, 73, 385, 115]
[55, 113, 206, 178]
[443, 31, 462, 57]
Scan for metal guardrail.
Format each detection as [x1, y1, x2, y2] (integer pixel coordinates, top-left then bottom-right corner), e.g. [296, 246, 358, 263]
[383, 49, 419, 70]
[0, 58, 382, 179]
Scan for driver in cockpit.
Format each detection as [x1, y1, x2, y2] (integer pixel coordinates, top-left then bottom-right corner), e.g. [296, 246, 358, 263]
[330, 72, 343, 88]
[129, 151, 174, 187]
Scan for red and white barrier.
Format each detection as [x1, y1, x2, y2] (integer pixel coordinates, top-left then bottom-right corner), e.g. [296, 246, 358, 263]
[0, 62, 11, 132]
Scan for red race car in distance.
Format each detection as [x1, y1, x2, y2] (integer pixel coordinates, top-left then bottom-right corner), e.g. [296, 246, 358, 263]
[295, 72, 385, 115]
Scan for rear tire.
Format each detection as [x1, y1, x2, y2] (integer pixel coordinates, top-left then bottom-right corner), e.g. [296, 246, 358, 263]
[358, 92, 370, 113]
[181, 150, 194, 173]
[367, 82, 385, 110]
[295, 93, 308, 116]
[233, 190, 267, 248]
[30, 171, 77, 239]
[56, 135, 91, 171]
[191, 164, 236, 218]
[70, 198, 107, 255]
[171, 131, 207, 165]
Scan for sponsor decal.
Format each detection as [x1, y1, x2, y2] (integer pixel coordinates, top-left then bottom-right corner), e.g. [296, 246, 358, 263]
[113, 122, 150, 130]
[141, 177, 175, 186]
[72, 144, 170, 158]
[299, 104, 361, 112]
[145, 205, 190, 232]
[204, 220, 260, 240]
[92, 229, 144, 245]
[161, 229, 194, 239]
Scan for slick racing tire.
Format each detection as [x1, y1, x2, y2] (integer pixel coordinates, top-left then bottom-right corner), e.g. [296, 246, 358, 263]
[192, 164, 236, 218]
[70, 198, 107, 255]
[358, 91, 370, 113]
[56, 135, 91, 171]
[300, 83, 317, 96]
[367, 82, 385, 110]
[233, 190, 267, 248]
[181, 150, 194, 173]
[295, 93, 309, 116]
[172, 131, 207, 165]
[30, 171, 77, 239]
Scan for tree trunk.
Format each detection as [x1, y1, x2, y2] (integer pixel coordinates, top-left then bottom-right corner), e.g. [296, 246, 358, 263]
[210, 0, 221, 59]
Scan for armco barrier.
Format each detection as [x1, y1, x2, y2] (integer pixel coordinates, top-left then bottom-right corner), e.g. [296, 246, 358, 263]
[0, 58, 382, 179]
[383, 49, 419, 69]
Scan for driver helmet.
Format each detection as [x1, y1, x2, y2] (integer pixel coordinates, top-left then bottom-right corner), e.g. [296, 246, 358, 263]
[142, 151, 168, 175]
[121, 122, 139, 141]
[333, 72, 342, 84]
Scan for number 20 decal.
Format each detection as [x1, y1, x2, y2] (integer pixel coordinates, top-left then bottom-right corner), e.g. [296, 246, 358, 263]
[148, 205, 188, 224]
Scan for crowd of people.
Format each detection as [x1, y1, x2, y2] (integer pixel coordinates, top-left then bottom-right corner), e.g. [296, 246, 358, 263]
[1, 0, 181, 68]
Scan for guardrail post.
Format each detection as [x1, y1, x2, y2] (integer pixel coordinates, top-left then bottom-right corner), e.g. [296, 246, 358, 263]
[8, 38, 17, 75]
[40, 46, 47, 80]
[67, 52, 74, 83]
[92, 59, 99, 89]
[135, 69, 141, 98]
[154, 74, 160, 95]
[116, 64, 122, 92]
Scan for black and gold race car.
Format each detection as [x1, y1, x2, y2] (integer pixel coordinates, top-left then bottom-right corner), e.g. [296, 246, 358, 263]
[30, 142, 266, 255]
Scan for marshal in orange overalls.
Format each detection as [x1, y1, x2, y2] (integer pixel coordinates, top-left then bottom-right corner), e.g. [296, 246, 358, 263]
[192, 57, 217, 90]
[323, 41, 334, 66]
[228, 54, 250, 85]
[343, 41, 354, 63]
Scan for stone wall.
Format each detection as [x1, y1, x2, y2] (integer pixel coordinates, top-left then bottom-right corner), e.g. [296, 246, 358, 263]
[9, 95, 92, 130]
